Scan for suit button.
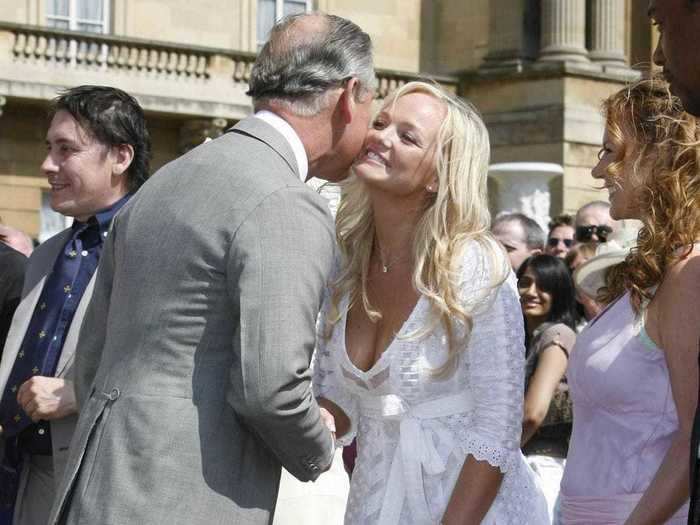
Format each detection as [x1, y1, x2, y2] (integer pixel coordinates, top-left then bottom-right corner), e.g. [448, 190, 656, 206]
[109, 388, 120, 401]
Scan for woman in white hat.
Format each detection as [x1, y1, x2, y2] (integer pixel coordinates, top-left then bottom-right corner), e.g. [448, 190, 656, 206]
[559, 78, 700, 523]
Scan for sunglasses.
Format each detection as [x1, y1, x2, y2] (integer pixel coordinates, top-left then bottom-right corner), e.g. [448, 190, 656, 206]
[547, 237, 574, 248]
[516, 275, 536, 290]
[575, 225, 612, 242]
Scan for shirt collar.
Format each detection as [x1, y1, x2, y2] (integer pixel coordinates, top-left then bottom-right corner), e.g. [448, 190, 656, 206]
[253, 110, 308, 182]
[72, 193, 132, 238]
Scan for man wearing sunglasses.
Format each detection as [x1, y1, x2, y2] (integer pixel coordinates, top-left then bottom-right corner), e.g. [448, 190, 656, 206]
[574, 201, 619, 243]
[544, 214, 575, 259]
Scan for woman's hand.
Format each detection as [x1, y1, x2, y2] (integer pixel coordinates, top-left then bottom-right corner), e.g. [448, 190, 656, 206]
[317, 397, 351, 439]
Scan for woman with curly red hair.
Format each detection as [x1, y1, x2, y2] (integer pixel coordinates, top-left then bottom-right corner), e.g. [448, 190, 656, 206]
[560, 78, 700, 523]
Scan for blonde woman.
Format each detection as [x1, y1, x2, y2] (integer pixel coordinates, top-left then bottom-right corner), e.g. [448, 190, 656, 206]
[560, 78, 700, 523]
[313, 81, 547, 524]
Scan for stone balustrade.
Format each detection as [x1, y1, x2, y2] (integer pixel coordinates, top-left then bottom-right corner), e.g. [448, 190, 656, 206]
[0, 22, 457, 103]
[7, 22, 254, 82]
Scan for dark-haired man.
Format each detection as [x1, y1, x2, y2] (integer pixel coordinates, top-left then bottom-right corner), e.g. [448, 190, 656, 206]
[0, 85, 150, 525]
[650, 0, 700, 115]
[49, 12, 375, 525]
[649, 2, 700, 521]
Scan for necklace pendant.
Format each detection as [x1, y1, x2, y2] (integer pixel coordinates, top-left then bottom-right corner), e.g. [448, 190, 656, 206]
[382, 264, 388, 273]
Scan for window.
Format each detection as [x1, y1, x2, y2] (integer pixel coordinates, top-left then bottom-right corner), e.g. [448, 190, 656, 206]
[257, 0, 311, 47]
[47, 0, 110, 34]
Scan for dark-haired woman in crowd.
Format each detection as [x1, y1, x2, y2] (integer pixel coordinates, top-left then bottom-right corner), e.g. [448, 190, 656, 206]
[517, 254, 577, 522]
[559, 78, 700, 523]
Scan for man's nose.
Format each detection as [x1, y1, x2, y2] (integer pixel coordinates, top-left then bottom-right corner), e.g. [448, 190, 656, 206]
[652, 38, 665, 67]
[41, 153, 58, 174]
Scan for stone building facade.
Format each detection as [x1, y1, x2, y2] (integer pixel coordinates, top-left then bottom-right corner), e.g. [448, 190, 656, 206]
[0, 0, 653, 238]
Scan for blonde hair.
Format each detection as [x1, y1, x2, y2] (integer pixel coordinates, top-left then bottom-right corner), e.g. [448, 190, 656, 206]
[329, 81, 507, 371]
[598, 77, 700, 309]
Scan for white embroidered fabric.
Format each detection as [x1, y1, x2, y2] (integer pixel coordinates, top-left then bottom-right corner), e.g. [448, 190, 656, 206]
[313, 240, 549, 524]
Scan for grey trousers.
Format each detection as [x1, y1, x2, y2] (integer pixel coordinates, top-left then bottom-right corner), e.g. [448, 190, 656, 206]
[13, 455, 54, 525]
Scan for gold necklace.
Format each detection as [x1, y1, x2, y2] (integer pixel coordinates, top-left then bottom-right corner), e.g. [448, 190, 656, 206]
[377, 246, 410, 273]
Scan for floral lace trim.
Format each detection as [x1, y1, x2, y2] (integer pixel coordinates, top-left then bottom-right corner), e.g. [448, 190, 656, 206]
[458, 432, 519, 474]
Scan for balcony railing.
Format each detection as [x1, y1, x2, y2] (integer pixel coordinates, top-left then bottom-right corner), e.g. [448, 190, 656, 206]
[5, 22, 255, 81]
[0, 21, 457, 116]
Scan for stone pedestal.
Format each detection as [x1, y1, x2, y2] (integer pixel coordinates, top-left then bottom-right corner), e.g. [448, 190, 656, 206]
[589, 0, 627, 66]
[539, 0, 589, 63]
[178, 118, 229, 153]
[488, 162, 564, 231]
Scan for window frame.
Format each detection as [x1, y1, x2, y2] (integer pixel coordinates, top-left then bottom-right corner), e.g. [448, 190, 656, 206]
[257, 0, 312, 48]
[46, 0, 111, 34]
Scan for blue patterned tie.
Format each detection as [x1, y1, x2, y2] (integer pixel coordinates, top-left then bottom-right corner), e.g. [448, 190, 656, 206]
[0, 224, 88, 516]
[0, 224, 88, 437]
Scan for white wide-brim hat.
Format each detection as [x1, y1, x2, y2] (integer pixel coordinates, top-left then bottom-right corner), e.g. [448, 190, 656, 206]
[573, 219, 642, 298]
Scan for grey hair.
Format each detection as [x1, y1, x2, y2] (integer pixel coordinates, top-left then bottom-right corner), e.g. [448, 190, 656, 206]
[493, 212, 546, 250]
[247, 12, 376, 116]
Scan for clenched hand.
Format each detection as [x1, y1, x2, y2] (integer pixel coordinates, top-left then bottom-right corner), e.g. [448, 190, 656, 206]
[17, 376, 77, 422]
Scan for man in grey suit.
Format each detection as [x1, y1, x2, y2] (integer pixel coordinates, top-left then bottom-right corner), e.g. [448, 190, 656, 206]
[0, 85, 150, 525]
[49, 12, 376, 525]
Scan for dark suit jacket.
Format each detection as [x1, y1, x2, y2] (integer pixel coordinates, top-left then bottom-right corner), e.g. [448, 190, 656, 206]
[689, 343, 700, 525]
[0, 243, 27, 357]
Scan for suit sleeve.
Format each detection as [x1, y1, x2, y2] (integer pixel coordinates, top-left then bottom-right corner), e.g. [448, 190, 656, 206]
[225, 186, 335, 482]
[73, 216, 118, 407]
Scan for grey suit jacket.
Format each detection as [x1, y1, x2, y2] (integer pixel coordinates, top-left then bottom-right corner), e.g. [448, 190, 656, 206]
[0, 229, 95, 517]
[49, 117, 337, 525]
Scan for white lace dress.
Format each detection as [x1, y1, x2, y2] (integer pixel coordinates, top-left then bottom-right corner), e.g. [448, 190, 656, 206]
[312, 241, 548, 524]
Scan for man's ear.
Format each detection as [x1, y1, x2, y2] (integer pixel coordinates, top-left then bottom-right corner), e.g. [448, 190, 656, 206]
[112, 144, 135, 177]
[337, 77, 361, 125]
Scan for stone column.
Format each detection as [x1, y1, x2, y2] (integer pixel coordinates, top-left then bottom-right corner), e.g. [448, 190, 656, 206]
[179, 118, 228, 153]
[481, 0, 531, 71]
[589, 0, 627, 66]
[539, 0, 589, 63]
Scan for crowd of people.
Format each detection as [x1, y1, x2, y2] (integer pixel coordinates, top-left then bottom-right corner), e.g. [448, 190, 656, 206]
[0, 3, 698, 525]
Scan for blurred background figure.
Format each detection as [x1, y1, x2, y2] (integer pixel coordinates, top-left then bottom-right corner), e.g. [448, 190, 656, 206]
[573, 201, 619, 244]
[565, 242, 601, 329]
[564, 242, 596, 274]
[492, 212, 545, 272]
[544, 214, 575, 259]
[517, 254, 577, 523]
[0, 223, 34, 258]
[0, 225, 27, 360]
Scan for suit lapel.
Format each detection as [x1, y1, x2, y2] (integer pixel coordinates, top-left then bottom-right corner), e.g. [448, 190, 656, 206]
[229, 117, 300, 179]
[0, 229, 72, 393]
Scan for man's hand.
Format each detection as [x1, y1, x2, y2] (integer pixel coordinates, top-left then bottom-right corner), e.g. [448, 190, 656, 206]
[16, 376, 77, 422]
